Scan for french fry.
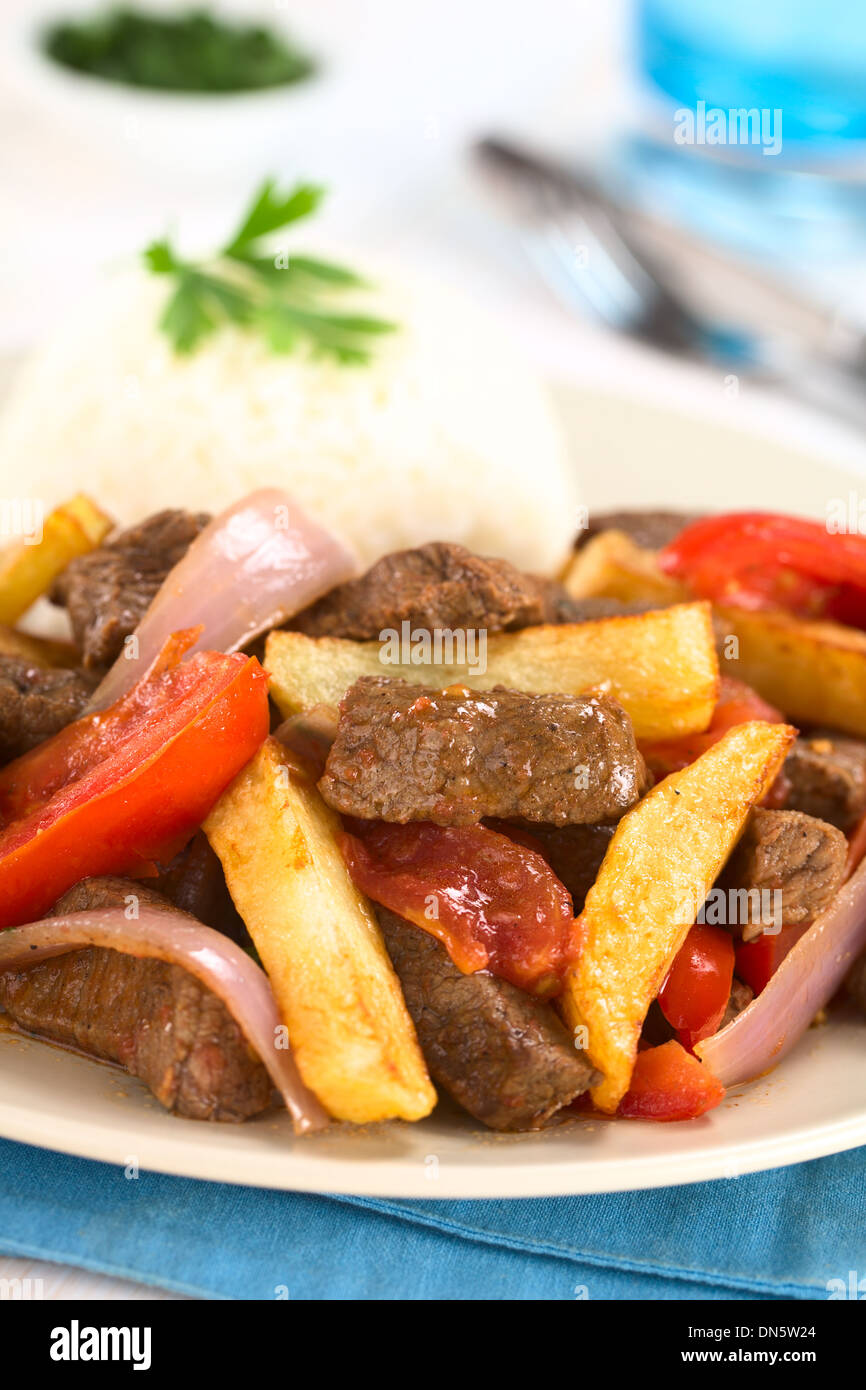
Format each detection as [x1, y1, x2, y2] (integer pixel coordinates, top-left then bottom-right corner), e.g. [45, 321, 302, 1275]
[718, 606, 866, 739]
[0, 624, 79, 668]
[559, 720, 796, 1112]
[266, 603, 720, 742]
[563, 529, 688, 607]
[0, 495, 113, 625]
[204, 738, 436, 1125]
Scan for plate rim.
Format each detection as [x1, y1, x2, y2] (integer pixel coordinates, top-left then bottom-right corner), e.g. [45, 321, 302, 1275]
[2, 1062, 866, 1198]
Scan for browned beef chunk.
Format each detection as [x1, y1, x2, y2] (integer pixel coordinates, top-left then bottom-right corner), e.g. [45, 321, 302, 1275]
[720, 977, 754, 1029]
[0, 877, 272, 1122]
[0, 657, 94, 763]
[52, 509, 210, 669]
[493, 821, 615, 914]
[552, 595, 660, 622]
[154, 832, 246, 942]
[719, 809, 846, 937]
[377, 907, 596, 1131]
[781, 731, 866, 832]
[55, 875, 166, 917]
[578, 510, 701, 552]
[291, 540, 573, 639]
[320, 677, 648, 827]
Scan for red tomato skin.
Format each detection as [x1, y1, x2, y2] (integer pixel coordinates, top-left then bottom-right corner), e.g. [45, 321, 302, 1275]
[341, 819, 578, 995]
[734, 923, 809, 996]
[658, 923, 735, 1040]
[618, 1041, 726, 1121]
[0, 650, 269, 928]
[659, 511, 866, 628]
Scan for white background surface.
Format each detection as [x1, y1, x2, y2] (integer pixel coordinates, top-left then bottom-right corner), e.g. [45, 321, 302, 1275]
[2, 0, 866, 1300]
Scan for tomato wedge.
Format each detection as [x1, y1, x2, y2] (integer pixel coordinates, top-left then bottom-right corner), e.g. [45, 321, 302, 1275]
[734, 923, 809, 996]
[340, 819, 579, 995]
[658, 923, 735, 1048]
[0, 631, 270, 927]
[641, 677, 784, 778]
[618, 1041, 726, 1121]
[659, 511, 866, 628]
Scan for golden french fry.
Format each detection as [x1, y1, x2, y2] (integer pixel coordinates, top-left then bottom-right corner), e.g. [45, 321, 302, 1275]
[718, 605, 866, 738]
[205, 738, 436, 1125]
[266, 603, 719, 742]
[0, 494, 113, 625]
[562, 529, 689, 608]
[559, 720, 796, 1112]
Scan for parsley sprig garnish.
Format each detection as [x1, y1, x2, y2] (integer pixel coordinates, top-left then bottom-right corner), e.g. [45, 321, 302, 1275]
[144, 180, 397, 363]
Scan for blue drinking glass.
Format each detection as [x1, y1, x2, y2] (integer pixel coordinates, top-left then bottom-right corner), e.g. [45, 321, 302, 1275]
[639, 0, 866, 150]
[613, 1, 866, 265]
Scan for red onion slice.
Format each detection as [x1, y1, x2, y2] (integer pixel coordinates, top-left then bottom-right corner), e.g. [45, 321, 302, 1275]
[0, 908, 330, 1134]
[90, 489, 357, 709]
[697, 857, 866, 1085]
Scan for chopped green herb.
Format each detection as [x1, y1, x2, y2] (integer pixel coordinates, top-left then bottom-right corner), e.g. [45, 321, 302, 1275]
[143, 179, 398, 364]
[42, 7, 316, 94]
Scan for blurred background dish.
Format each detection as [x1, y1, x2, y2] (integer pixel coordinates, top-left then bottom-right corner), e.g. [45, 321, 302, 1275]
[1, 0, 342, 179]
[1, 0, 865, 481]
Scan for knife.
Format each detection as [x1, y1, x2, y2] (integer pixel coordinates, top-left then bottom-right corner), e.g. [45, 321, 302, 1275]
[474, 136, 866, 405]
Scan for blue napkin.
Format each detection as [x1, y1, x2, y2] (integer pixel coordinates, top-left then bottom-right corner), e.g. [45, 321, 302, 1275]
[0, 1136, 862, 1300]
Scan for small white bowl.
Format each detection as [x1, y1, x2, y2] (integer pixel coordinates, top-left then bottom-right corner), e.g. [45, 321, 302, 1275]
[2, 1, 348, 179]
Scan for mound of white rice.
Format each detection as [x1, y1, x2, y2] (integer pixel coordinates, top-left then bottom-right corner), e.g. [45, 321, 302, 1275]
[0, 267, 579, 573]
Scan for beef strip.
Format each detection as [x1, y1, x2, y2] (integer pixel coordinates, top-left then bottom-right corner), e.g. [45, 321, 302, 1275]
[780, 731, 866, 832]
[291, 539, 655, 641]
[320, 676, 648, 827]
[0, 657, 94, 763]
[377, 907, 596, 1131]
[52, 509, 210, 670]
[551, 595, 659, 623]
[719, 809, 847, 938]
[290, 540, 574, 639]
[577, 509, 701, 552]
[491, 821, 615, 915]
[720, 978, 754, 1029]
[155, 832, 246, 943]
[0, 877, 272, 1122]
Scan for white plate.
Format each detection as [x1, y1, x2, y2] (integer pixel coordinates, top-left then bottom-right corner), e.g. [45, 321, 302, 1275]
[2, 382, 866, 1198]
